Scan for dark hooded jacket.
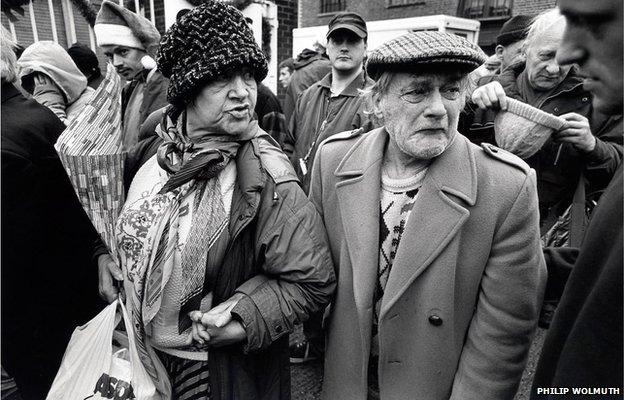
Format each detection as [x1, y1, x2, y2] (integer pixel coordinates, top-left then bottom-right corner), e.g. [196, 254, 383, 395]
[282, 49, 332, 123]
[2, 82, 101, 399]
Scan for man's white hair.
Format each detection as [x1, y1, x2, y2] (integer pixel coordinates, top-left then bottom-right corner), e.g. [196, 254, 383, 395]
[1, 26, 18, 83]
[523, 8, 566, 52]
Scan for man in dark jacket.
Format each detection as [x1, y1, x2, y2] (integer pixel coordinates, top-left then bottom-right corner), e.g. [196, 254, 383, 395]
[282, 45, 332, 122]
[468, 9, 622, 230]
[284, 11, 374, 364]
[94, 1, 168, 150]
[530, 0, 623, 397]
[1, 35, 101, 399]
[285, 12, 374, 194]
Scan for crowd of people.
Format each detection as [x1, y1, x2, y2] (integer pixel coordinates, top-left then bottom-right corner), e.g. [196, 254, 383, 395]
[1, 0, 622, 398]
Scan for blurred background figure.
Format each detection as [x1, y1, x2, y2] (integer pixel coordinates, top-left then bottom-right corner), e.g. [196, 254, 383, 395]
[495, 14, 533, 73]
[278, 57, 294, 89]
[469, 54, 503, 87]
[282, 36, 332, 122]
[531, 0, 623, 396]
[2, 26, 101, 400]
[17, 41, 94, 125]
[67, 42, 104, 89]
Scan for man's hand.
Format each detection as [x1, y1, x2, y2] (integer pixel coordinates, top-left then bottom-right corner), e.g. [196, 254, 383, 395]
[97, 253, 123, 303]
[554, 112, 596, 153]
[188, 293, 246, 347]
[471, 81, 508, 111]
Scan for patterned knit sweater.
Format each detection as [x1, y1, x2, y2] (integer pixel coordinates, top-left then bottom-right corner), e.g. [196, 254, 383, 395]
[371, 167, 427, 357]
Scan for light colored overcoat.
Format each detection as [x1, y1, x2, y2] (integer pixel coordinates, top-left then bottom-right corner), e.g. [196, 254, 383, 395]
[309, 128, 547, 400]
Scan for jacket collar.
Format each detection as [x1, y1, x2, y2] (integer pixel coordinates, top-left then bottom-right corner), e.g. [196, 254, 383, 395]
[498, 61, 585, 101]
[1, 82, 22, 104]
[317, 70, 370, 97]
[333, 128, 478, 347]
[335, 128, 478, 206]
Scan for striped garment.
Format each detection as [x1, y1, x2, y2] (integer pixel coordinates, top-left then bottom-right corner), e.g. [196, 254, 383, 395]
[158, 352, 211, 400]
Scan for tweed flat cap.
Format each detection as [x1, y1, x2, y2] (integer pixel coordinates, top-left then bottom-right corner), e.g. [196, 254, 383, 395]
[366, 31, 487, 80]
[157, 1, 267, 107]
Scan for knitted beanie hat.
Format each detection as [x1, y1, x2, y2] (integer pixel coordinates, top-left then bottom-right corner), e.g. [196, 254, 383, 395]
[67, 43, 101, 78]
[495, 98, 567, 159]
[366, 31, 487, 80]
[157, 1, 268, 107]
[496, 15, 533, 46]
[94, 1, 160, 55]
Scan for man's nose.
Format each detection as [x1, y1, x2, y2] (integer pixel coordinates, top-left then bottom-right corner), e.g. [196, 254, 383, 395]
[112, 54, 123, 67]
[424, 90, 446, 118]
[545, 59, 561, 74]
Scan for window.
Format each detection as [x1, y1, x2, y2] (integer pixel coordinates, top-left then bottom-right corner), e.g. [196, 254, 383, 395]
[387, 0, 425, 8]
[459, 0, 511, 19]
[319, 0, 345, 14]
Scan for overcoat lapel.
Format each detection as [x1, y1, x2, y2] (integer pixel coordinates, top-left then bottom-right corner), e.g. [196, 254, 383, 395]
[380, 135, 478, 318]
[334, 130, 386, 337]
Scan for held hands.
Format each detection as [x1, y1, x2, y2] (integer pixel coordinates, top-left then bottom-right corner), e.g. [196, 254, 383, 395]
[554, 113, 596, 153]
[97, 253, 123, 303]
[471, 81, 508, 111]
[189, 293, 246, 348]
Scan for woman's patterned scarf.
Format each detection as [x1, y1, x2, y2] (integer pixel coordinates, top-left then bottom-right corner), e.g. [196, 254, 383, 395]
[117, 110, 257, 390]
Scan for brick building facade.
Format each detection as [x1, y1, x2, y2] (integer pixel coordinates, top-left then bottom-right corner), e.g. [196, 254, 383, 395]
[298, 0, 556, 54]
[3, 0, 298, 97]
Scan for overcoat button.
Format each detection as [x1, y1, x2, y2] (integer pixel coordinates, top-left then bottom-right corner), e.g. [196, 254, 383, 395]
[275, 325, 283, 333]
[428, 315, 443, 326]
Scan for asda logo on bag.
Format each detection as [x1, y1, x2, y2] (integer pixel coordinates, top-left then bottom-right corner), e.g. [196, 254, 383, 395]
[83, 373, 136, 400]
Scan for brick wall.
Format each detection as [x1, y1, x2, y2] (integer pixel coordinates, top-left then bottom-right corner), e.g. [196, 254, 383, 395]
[513, 0, 556, 16]
[276, 0, 297, 100]
[300, 0, 461, 28]
[2, 0, 169, 78]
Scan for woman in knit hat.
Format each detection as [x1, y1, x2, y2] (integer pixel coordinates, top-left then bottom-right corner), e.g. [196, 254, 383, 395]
[95, 2, 335, 399]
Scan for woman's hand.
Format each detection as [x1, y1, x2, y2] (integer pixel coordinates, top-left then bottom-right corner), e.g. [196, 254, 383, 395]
[188, 293, 246, 347]
[97, 253, 123, 303]
[471, 81, 508, 111]
[554, 113, 596, 153]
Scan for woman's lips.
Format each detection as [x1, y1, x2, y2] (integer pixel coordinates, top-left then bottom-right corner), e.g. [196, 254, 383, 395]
[226, 105, 250, 119]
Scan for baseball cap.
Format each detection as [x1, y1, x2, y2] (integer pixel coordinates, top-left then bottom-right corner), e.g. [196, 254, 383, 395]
[326, 12, 367, 39]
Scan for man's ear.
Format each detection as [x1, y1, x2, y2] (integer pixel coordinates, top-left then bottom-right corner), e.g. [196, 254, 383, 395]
[372, 92, 384, 121]
[495, 45, 504, 59]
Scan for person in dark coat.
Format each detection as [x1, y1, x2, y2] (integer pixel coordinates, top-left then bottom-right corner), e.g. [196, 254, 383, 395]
[67, 42, 104, 89]
[282, 46, 332, 122]
[468, 9, 622, 230]
[255, 82, 288, 147]
[530, 0, 623, 397]
[1, 31, 101, 399]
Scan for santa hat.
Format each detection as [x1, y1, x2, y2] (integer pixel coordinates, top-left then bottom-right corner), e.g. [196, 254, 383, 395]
[94, 1, 160, 56]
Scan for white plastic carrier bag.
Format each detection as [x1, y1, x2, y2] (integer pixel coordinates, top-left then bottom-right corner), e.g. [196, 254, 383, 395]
[46, 299, 170, 400]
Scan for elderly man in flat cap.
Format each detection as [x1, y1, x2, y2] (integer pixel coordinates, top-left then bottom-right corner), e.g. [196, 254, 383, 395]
[309, 31, 546, 400]
[94, 0, 168, 150]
